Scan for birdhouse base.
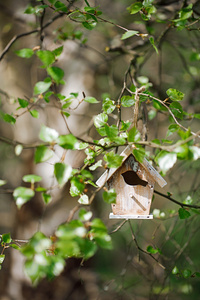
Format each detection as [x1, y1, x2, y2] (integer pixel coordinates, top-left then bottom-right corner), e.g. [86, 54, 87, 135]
[109, 213, 153, 219]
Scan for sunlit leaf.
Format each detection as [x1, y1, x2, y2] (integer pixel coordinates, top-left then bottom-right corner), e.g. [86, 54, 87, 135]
[128, 127, 141, 142]
[23, 174, 42, 183]
[47, 66, 64, 84]
[78, 194, 89, 205]
[39, 125, 59, 142]
[54, 163, 72, 187]
[94, 113, 108, 128]
[155, 151, 177, 174]
[30, 109, 39, 118]
[18, 98, 29, 108]
[127, 2, 143, 14]
[15, 48, 34, 58]
[34, 146, 54, 163]
[104, 151, 123, 168]
[0, 180, 7, 186]
[13, 187, 35, 208]
[121, 95, 135, 107]
[121, 30, 139, 40]
[166, 88, 184, 101]
[57, 134, 78, 149]
[84, 96, 99, 103]
[34, 78, 52, 95]
[36, 50, 55, 67]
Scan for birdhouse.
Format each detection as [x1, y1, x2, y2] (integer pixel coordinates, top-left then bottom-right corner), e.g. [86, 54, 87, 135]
[96, 146, 167, 219]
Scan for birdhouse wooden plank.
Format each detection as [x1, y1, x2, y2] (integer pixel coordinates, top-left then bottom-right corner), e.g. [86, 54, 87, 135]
[96, 146, 167, 219]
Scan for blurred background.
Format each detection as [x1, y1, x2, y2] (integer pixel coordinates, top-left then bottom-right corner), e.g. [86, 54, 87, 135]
[0, 0, 200, 299]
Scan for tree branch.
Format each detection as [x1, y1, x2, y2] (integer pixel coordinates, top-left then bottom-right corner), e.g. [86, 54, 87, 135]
[154, 190, 200, 209]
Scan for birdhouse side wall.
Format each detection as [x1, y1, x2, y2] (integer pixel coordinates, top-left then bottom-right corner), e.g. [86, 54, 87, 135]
[108, 159, 155, 216]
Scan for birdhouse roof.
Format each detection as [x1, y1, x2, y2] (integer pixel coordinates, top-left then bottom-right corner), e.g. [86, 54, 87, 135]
[96, 146, 167, 188]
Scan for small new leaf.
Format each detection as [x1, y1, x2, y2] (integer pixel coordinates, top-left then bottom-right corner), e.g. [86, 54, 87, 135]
[15, 48, 34, 58]
[121, 30, 139, 40]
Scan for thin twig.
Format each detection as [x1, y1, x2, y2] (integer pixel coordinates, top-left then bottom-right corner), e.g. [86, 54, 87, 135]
[154, 190, 200, 209]
[128, 220, 166, 269]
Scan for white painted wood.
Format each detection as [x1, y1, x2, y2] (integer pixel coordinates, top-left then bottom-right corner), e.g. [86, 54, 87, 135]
[109, 213, 153, 219]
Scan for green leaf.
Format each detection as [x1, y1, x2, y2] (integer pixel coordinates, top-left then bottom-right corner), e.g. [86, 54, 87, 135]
[52, 46, 64, 58]
[23, 174, 42, 183]
[178, 208, 191, 219]
[174, 145, 189, 160]
[128, 127, 141, 142]
[103, 188, 116, 204]
[120, 120, 131, 131]
[155, 151, 177, 175]
[82, 20, 97, 30]
[79, 209, 92, 222]
[148, 109, 156, 120]
[84, 96, 99, 103]
[182, 269, 192, 278]
[3, 114, 16, 124]
[102, 98, 115, 114]
[0, 255, 5, 264]
[176, 5, 193, 21]
[167, 124, 179, 137]
[35, 146, 54, 163]
[0, 180, 7, 186]
[34, 78, 52, 95]
[104, 124, 118, 141]
[30, 109, 39, 118]
[39, 125, 59, 142]
[13, 187, 35, 208]
[146, 245, 159, 254]
[127, 2, 143, 14]
[169, 102, 183, 119]
[78, 194, 89, 205]
[89, 160, 102, 171]
[54, 1, 68, 12]
[189, 146, 200, 160]
[70, 177, 85, 197]
[104, 151, 123, 168]
[132, 146, 145, 163]
[57, 134, 78, 150]
[172, 266, 179, 275]
[44, 91, 54, 103]
[166, 88, 184, 101]
[149, 37, 158, 54]
[42, 193, 52, 204]
[36, 50, 55, 67]
[94, 113, 108, 128]
[54, 163, 72, 187]
[121, 95, 135, 107]
[2, 233, 12, 244]
[121, 30, 139, 40]
[47, 66, 64, 84]
[18, 98, 29, 108]
[15, 48, 34, 58]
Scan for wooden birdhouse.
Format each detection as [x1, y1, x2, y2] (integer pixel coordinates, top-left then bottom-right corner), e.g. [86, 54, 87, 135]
[96, 146, 167, 219]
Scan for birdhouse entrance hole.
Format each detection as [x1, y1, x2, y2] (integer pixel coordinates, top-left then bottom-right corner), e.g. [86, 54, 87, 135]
[121, 170, 148, 187]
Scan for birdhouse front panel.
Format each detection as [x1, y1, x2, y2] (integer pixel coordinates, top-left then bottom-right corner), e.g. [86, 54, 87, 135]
[107, 155, 155, 216]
